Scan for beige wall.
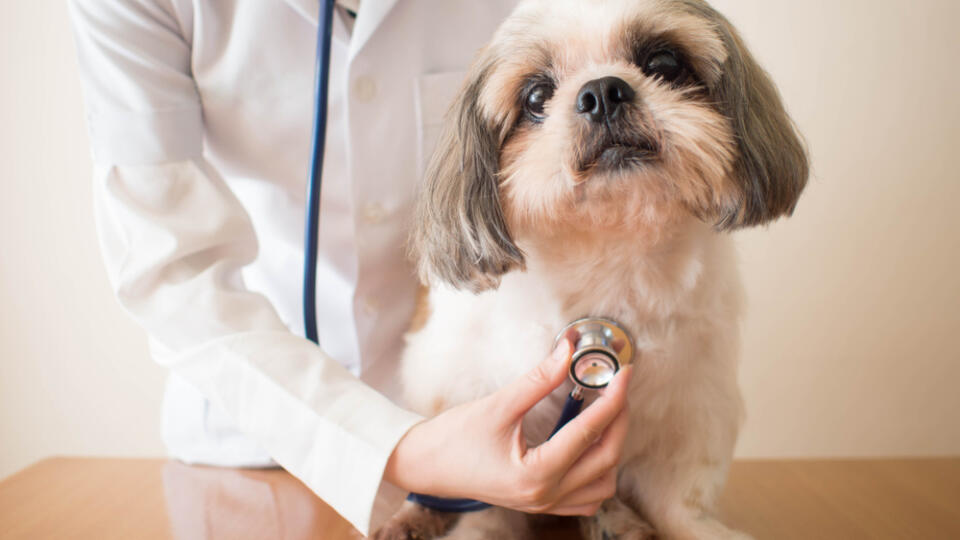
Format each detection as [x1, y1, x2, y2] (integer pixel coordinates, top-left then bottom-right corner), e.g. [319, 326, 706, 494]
[0, 2, 166, 480]
[1, 1, 958, 480]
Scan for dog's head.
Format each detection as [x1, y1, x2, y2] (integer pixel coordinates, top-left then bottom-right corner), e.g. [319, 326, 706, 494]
[413, 0, 808, 292]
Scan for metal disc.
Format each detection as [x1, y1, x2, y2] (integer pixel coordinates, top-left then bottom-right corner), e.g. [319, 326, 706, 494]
[554, 317, 635, 390]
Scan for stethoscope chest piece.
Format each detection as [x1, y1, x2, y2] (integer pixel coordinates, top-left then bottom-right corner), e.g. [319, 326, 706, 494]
[555, 317, 634, 392]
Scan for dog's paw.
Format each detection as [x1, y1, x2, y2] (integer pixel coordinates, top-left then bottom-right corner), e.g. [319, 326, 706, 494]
[369, 502, 459, 540]
[441, 507, 532, 540]
[580, 498, 657, 540]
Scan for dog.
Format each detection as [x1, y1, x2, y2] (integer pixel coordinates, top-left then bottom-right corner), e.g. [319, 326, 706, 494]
[383, 0, 807, 538]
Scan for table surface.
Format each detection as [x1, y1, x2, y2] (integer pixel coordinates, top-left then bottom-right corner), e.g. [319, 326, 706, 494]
[1, 457, 958, 539]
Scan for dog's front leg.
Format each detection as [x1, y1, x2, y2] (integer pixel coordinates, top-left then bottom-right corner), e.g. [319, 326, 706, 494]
[440, 506, 532, 540]
[579, 497, 656, 540]
[370, 501, 460, 540]
[618, 460, 751, 540]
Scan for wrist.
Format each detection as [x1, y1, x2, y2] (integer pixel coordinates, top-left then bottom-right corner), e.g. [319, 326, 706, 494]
[384, 419, 428, 493]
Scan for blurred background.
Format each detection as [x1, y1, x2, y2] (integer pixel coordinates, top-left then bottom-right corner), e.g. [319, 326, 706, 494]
[1, 1, 958, 480]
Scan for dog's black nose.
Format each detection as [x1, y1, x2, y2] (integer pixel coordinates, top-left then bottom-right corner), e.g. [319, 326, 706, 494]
[576, 77, 635, 123]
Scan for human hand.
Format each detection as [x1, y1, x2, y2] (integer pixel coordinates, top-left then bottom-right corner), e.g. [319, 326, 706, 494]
[384, 336, 633, 515]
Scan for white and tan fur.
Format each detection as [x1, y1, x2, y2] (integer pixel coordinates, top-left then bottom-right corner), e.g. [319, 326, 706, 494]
[386, 1, 807, 538]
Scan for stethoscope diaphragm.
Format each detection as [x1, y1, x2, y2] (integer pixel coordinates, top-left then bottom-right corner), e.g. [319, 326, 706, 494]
[555, 317, 634, 392]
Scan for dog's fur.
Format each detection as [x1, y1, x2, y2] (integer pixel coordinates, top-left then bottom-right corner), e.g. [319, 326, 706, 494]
[385, 0, 807, 538]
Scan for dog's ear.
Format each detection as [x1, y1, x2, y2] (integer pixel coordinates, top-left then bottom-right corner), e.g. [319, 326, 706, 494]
[411, 57, 524, 293]
[694, 3, 810, 229]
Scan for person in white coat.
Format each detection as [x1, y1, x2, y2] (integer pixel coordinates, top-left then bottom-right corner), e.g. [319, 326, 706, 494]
[67, 0, 632, 534]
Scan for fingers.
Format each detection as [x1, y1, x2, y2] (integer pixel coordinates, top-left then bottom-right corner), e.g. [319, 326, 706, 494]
[555, 405, 629, 497]
[541, 502, 602, 516]
[533, 364, 632, 473]
[498, 337, 572, 421]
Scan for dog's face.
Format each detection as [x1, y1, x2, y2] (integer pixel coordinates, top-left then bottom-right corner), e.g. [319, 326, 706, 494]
[414, 0, 808, 292]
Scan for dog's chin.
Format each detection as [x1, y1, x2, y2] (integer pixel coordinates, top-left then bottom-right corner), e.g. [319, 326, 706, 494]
[576, 138, 659, 178]
[594, 145, 656, 173]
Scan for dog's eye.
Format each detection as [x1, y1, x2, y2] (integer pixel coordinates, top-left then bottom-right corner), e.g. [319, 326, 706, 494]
[523, 82, 555, 122]
[643, 49, 689, 84]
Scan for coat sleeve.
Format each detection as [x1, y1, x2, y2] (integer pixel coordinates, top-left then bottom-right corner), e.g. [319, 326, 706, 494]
[67, 0, 422, 534]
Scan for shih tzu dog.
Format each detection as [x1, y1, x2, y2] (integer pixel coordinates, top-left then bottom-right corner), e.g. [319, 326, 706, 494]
[383, 0, 808, 538]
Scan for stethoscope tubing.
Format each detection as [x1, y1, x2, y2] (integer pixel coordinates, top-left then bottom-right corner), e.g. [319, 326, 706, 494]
[303, 0, 337, 345]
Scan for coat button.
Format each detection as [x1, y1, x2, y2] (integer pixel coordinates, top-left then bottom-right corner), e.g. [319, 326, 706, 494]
[353, 76, 377, 103]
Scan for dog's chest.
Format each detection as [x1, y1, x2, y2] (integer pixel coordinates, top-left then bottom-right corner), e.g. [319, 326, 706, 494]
[399, 271, 651, 428]
[400, 227, 734, 427]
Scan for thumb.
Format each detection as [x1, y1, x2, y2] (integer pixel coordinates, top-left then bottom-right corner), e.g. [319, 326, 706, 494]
[498, 336, 572, 421]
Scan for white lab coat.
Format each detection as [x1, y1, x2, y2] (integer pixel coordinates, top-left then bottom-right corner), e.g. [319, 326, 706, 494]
[67, 0, 518, 534]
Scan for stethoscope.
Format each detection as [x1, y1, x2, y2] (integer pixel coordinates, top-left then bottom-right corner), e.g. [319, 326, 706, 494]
[302, 1, 634, 513]
[406, 317, 634, 512]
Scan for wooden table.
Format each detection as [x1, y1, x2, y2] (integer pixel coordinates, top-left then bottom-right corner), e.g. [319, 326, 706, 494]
[1, 457, 958, 539]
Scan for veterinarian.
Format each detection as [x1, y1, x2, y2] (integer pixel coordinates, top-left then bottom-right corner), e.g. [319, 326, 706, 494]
[68, 0, 633, 534]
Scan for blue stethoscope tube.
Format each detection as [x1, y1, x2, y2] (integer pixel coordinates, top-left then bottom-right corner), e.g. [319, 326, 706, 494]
[303, 0, 336, 345]
[302, 2, 596, 514]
